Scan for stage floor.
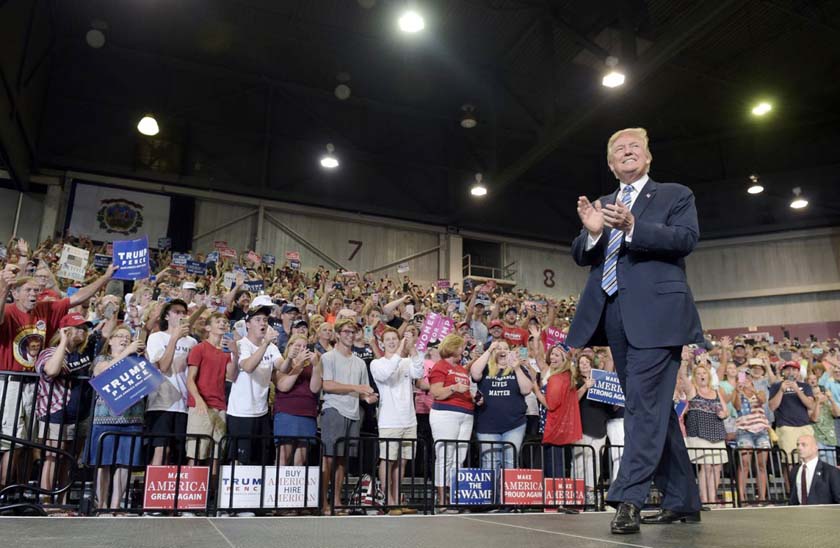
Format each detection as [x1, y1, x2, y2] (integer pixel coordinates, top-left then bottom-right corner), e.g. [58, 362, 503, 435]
[3, 506, 839, 548]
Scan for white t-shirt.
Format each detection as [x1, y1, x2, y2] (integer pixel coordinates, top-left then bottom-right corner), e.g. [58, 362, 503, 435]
[228, 337, 282, 417]
[146, 331, 197, 413]
[371, 353, 425, 428]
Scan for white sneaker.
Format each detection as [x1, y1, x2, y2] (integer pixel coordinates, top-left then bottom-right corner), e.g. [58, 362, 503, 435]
[236, 512, 256, 517]
[180, 512, 196, 517]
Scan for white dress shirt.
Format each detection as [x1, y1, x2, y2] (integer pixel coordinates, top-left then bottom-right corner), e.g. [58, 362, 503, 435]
[796, 456, 819, 503]
[585, 174, 649, 250]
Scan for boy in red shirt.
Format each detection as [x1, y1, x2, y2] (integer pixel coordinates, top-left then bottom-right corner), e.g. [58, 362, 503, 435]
[185, 312, 238, 465]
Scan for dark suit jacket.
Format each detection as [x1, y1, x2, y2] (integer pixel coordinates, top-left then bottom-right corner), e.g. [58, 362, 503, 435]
[566, 178, 704, 349]
[789, 460, 840, 505]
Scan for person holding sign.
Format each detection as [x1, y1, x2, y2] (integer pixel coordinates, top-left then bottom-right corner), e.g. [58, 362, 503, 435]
[574, 353, 611, 504]
[88, 325, 146, 512]
[145, 299, 198, 466]
[566, 128, 703, 533]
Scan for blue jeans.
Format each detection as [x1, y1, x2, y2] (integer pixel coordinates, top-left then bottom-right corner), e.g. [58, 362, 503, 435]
[818, 442, 838, 466]
[476, 423, 526, 472]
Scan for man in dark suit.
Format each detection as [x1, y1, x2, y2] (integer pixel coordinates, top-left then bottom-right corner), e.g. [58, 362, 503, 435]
[567, 128, 704, 534]
[789, 434, 840, 505]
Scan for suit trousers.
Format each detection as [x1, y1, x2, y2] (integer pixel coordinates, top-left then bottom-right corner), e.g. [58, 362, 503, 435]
[602, 294, 701, 512]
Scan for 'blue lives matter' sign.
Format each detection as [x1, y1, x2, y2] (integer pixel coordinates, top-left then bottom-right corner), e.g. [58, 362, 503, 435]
[89, 355, 165, 415]
[587, 369, 625, 407]
[450, 468, 495, 505]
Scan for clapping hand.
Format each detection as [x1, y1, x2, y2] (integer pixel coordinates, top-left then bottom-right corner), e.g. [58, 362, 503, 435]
[603, 201, 634, 233]
[577, 196, 604, 236]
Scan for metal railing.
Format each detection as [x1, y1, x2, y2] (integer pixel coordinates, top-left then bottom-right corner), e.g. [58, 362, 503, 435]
[462, 255, 517, 281]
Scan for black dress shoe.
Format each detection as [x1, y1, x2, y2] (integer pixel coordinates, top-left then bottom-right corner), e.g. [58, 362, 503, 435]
[641, 509, 701, 524]
[610, 502, 641, 534]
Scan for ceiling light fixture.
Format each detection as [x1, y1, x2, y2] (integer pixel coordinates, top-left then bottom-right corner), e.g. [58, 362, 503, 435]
[751, 101, 772, 116]
[790, 187, 808, 209]
[470, 173, 487, 197]
[747, 174, 764, 195]
[137, 114, 159, 136]
[460, 104, 477, 129]
[86, 19, 108, 49]
[602, 56, 625, 88]
[320, 143, 339, 169]
[398, 10, 425, 33]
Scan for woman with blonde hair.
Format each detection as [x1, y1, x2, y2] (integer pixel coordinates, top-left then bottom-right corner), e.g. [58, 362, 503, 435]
[273, 334, 322, 466]
[534, 343, 582, 479]
[428, 333, 474, 506]
[470, 340, 532, 473]
[88, 325, 146, 512]
[679, 362, 729, 506]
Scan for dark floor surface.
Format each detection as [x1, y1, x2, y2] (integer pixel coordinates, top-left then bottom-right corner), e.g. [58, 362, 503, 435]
[2, 506, 838, 548]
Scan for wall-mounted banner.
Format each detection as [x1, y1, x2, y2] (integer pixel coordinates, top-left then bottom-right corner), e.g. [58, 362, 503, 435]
[217, 465, 319, 509]
[68, 182, 170, 243]
[113, 236, 150, 280]
[587, 369, 625, 407]
[89, 354, 164, 415]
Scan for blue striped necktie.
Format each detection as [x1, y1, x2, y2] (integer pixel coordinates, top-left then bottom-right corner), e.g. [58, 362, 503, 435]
[601, 185, 634, 296]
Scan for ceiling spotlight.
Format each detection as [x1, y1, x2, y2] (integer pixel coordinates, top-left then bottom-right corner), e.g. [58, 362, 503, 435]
[790, 187, 808, 209]
[137, 114, 159, 136]
[398, 10, 425, 33]
[747, 174, 764, 194]
[470, 173, 487, 197]
[751, 101, 772, 116]
[86, 19, 108, 49]
[602, 56, 625, 88]
[320, 143, 339, 169]
[460, 104, 477, 129]
[334, 84, 351, 100]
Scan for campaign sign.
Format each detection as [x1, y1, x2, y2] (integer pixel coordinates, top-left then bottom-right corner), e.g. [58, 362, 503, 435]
[206, 250, 220, 263]
[587, 369, 625, 407]
[223, 272, 237, 289]
[213, 240, 228, 249]
[415, 312, 455, 353]
[217, 465, 319, 509]
[289, 260, 301, 270]
[186, 260, 207, 275]
[93, 254, 112, 270]
[262, 253, 276, 265]
[144, 466, 210, 510]
[57, 244, 89, 282]
[285, 251, 300, 261]
[397, 262, 410, 274]
[157, 237, 171, 250]
[220, 247, 237, 258]
[89, 355, 165, 415]
[450, 468, 495, 505]
[544, 326, 567, 350]
[244, 280, 265, 294]
[171, 252, 191, 268]
[247, 251, 261, 264]
[544, 478, 585, 506]
[501, 469, 545, 505]
[113, 236, 150, 280]
[436, 279, 450, 289]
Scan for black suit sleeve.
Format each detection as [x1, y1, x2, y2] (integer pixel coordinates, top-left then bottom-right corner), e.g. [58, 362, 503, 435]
[829, 465, 840, 504]
[789, 467, 799, 505]
[627, 187, 699, 258]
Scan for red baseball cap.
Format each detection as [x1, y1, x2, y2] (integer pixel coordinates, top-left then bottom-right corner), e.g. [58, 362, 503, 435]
[457, 321, 470, 329]
[489, 320, 504, 329]
[59, 313, 92, 329]
[781, 361, 800, 370]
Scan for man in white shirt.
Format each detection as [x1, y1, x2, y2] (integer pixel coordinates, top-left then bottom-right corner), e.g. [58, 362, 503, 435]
[145, 299, 197, 465]
[790, 434, 840, 505]
[371, 327, 424, 512]
[229, 301, 281, 466]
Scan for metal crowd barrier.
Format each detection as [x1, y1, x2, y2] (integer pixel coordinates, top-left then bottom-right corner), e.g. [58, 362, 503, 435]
[731, 447, 790, 506]
[216, 434, 322, 516]
[331, 436, 431, 516]
[518, 441, 598, 512]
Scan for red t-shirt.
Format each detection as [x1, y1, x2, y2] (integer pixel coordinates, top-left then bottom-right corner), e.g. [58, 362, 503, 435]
[542, 371, 582, 446]
[502, 324, 529, 347]
[186, 341, 230, 410]
[429, 359, 474, 414]
[0, 298, 70, 372]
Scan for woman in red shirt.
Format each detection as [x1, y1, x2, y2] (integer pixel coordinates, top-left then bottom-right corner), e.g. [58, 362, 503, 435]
[428, 333, 474, 506]
[535, 344, 582, 479]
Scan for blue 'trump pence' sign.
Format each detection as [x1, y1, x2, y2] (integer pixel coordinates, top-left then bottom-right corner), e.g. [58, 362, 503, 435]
[450, 468, 495, 505]
[587, 369, 625, 407]
[89, 355, 164, 415]
[113, 236, 150, 280]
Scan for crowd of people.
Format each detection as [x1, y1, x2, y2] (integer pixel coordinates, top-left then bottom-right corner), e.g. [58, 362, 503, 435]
[1, 234, 838, 515]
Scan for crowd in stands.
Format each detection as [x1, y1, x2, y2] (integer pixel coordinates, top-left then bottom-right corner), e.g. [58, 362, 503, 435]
[1, 235, 839, 515]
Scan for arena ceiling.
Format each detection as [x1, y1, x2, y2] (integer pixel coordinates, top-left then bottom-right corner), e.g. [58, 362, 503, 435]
[3, 0, 840, 243]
